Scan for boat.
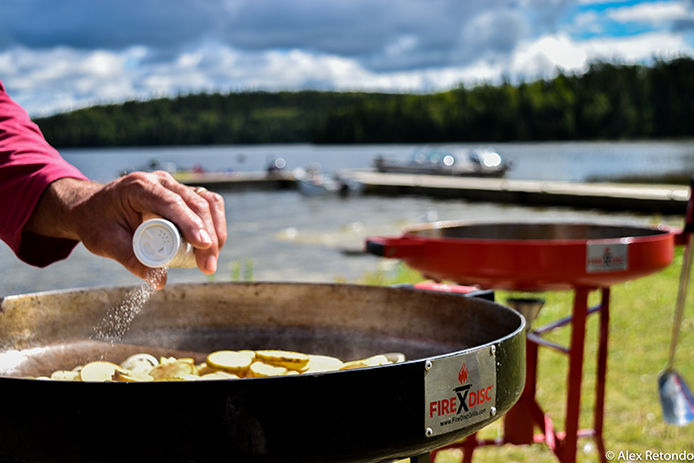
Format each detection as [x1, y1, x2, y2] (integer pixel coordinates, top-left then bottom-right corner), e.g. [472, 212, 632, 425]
[294, 165, 362, 197]
[373, 146, 511, 177]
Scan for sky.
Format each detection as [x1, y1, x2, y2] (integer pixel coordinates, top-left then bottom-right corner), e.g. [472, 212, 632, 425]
[1, 0, 693, 116]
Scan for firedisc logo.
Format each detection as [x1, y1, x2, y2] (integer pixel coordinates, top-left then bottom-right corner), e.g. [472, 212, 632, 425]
[428, 360, 494, 419]
[458, 362, 468, 384]
[602, 247, 613, 266]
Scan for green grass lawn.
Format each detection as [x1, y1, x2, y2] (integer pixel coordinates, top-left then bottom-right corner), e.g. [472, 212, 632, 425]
[361, 248, 694, 462]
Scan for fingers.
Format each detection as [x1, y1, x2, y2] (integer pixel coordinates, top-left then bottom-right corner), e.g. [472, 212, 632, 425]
[151, 175, 226, 274]
[188, 187, 226, 274]
[193, 187, 228, 248]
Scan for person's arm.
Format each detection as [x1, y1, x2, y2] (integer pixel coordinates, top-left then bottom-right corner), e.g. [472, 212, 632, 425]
[0, 80, 89, 266]
[1, 81, 227, 287]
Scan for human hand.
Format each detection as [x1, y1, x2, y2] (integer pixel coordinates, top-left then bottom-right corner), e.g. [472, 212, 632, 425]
[25, 171, 227, 288]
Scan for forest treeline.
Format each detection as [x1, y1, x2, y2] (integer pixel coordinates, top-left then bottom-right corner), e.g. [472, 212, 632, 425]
[36, 57, 694, 147]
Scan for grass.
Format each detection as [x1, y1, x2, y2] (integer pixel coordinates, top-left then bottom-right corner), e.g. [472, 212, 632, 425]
[361, 250, 694, 462]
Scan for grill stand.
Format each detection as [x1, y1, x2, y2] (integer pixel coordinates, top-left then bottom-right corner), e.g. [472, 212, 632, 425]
[434, 287, 610, 463]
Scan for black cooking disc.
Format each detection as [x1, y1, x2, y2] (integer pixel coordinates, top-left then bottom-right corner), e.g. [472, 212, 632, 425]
[0, 282, 525, 462]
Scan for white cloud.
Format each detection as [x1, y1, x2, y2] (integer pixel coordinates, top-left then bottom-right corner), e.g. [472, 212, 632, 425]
[505, 30, 693, 80]
[573, 11, 604, 34]
[607, 1, 691, 25]
[510, 34, 589, 78]
[2, 25, 693, 117]
[579, 30, 693, 61]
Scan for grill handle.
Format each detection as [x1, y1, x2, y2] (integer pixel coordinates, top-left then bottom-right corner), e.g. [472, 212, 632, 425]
[364, 236, 424, 258]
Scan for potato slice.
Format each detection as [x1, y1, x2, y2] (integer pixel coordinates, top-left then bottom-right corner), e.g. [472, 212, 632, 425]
[383, 352, 406, 364]
[206, 350, 254, 373]
[340, 354, 391, 370]
[255, 350, 309, 370]
[153, 374, 200, 382]
[301, 354, 344, 373]
[80, 361, 121, 382]
[149, 359, 197, 380]
[120, 353, 158, 373]
[197, 363, 215, 375]
[238, 350, 257, 361]
[112, 370, 153, 382]
[249, 361, 287, 377]
[50, 370, 81, 381]
[200, 371, 239, 380]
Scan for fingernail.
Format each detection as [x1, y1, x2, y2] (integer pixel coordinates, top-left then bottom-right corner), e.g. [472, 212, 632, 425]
[205, 255, 217, 273]
[198, 228, 212, 246]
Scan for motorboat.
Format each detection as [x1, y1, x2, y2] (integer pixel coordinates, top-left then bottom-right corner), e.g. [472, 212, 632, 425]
[373, 146, 511, 177]
[294, 165, 362, 197]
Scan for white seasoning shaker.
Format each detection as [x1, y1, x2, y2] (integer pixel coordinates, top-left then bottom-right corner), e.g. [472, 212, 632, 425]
[132, 218, 196, 268]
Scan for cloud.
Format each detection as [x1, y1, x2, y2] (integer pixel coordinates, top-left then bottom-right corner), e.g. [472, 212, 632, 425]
[606, 1, 691, 25]
[1, 0, 525, 72]
[509, 30, 693, 79]
[1, 0, 693, 115]
[1, 0, 218, 50]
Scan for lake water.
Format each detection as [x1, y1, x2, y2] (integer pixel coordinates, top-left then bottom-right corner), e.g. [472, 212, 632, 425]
[1, 141, 692, 297]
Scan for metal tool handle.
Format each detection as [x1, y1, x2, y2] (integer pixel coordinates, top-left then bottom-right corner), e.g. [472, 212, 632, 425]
[668, 239, 693, 369]
[667, 177, 694, 369]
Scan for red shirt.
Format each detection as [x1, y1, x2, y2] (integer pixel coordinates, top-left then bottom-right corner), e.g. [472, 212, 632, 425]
[0, 81, 88, 266]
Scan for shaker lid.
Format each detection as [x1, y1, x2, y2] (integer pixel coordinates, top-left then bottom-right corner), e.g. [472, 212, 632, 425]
[132, 218, 181, 268]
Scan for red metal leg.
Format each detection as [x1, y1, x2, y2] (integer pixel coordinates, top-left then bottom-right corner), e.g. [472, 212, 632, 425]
[562, 287, 590, 463]
[594, 288, 609, 463]
[503, 336, 539, 444]
[461, 433, 477, 463]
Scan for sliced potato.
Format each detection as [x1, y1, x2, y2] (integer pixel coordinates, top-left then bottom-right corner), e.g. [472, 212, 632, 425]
[49, 348, 403, 382]
[197, 363, 216, 375]
[340, 354, 391, 370]
[149, 359, 198, 380]
[112, 370, 153, 382]
[80, 361, 121, 382]
[255, 350, 310, 370]
[301, 354, 344, 373]
[249, 361, 287, 377]
[383, 352, 406, 364]
[153, 374, 201, 382]
[206, 350, 254, 373]
[50, 370, 81, 381]
[238, 350, 257, 361]
[200, 371, 239, 380]
[120, 353, 158, 373]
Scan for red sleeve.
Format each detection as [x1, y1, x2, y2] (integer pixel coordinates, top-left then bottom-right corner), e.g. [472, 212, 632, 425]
[0, 80, 89, 267]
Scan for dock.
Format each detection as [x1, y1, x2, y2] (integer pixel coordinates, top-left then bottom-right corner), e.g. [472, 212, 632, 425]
[174, 170, 296, 190]
[175, 169, 689, 215]
[340, 170, 689, 214]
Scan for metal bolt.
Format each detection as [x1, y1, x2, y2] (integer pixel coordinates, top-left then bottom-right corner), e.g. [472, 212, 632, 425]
[490, 345, 496, 356]
[490, 407, 497, 417]
[424, 360, 433, 371]
[425, 428, 433, 438]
